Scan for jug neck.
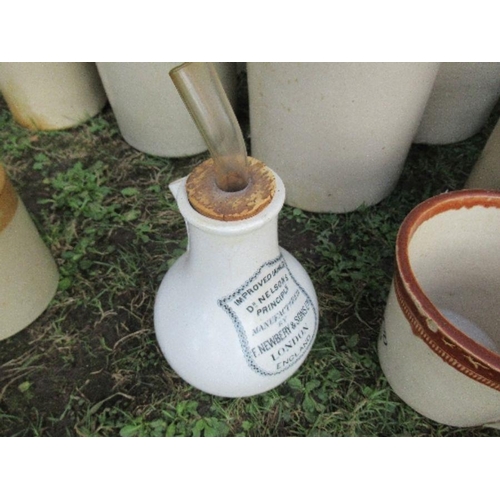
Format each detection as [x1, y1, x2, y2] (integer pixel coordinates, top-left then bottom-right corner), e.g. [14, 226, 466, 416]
[185, 215, 281, 271]
[171, 169, 286, 269]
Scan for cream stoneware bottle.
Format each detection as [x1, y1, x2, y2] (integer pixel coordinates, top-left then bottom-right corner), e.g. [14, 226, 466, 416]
[466, 117, 500, 189]
[414, 62, 500, 144]
[0, 62, 106, 130]
[247, 62, 440, 213]
[96, 62, 237, 157]
[0, 164, 59, 340]
[154, 157, 319, 397]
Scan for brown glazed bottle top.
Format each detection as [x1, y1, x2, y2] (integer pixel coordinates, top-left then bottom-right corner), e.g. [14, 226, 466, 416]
[186, 156, 276, 221]
[0, 164, 18, 233]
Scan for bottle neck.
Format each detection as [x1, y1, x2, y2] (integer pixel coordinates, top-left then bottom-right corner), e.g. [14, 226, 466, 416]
[185, 216, 281, 273]
[172, 167, 285, 274]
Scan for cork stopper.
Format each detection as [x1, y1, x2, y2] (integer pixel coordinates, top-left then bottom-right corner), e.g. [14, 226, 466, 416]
[0, 165, 19, 232]
[186, 156, 276, 221]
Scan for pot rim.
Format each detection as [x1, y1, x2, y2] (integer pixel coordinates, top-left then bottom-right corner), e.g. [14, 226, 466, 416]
[396, 189, 500, 380]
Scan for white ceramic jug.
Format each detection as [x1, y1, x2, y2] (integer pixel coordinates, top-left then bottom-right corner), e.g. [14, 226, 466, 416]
[0, 62, 107, 130]
[96, 62, 237, 157]
[247, 62, 440, 213]
[0, 164, 59, 340]
[414, 62, 500, 144]
[154, 157, 319, 397]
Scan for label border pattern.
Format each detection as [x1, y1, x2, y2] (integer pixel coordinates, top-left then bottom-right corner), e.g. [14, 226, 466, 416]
[218, 253, 318, 377]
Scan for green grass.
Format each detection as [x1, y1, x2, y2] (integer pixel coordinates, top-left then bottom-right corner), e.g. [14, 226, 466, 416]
[0, 78, 499, 437]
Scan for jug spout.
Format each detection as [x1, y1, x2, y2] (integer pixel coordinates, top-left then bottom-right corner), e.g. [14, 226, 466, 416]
[169, 177, 184, 202]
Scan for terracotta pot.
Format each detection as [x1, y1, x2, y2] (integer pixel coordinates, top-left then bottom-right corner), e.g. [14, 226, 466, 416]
[0, 165, 59, 341]
[414, 62, 500, 144]
[378, 190, 500, 428]
[247, 62, 440, 213]
[0, 62, 107, 130]
[154, 157, 318, 397]
[96, 62, 237, 157]
[465, 117, 500, 189]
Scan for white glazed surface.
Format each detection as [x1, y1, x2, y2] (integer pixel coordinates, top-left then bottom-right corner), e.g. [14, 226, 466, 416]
[379, 203, 500, 428]
[154, 172, 319, 397]
[97, 62, 237, 157]
[415, 62, 500, 144]
[247, 62, 440, 213]
[0, 201, 59, 340]
[0, 62, 106, 130]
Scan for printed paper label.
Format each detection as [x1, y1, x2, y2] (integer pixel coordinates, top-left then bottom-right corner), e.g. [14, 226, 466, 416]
[218, 254, 318, 376]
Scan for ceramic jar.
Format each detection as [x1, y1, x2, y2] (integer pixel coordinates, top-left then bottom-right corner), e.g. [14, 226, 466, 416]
[0, 165, 59, 341]
[466, 118, 500, 189]
[154, 157, 319, 397]
[0, 62, 107, 130]
[247, 62, 440, 213]
[96, 62, 237, 157]
[414, 62, 500, 144]
[378, 190, 500, 428]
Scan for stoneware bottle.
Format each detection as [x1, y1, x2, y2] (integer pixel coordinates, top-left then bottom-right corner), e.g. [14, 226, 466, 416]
[154, 157, 319, 397]
[466, 117, 500, 189]
[0, 164, 59, 341]
[0, 62, 107, 130]
[247, 62, 440, 213]
[96, 62, 237, 157]
[414, 62, 500, 144]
